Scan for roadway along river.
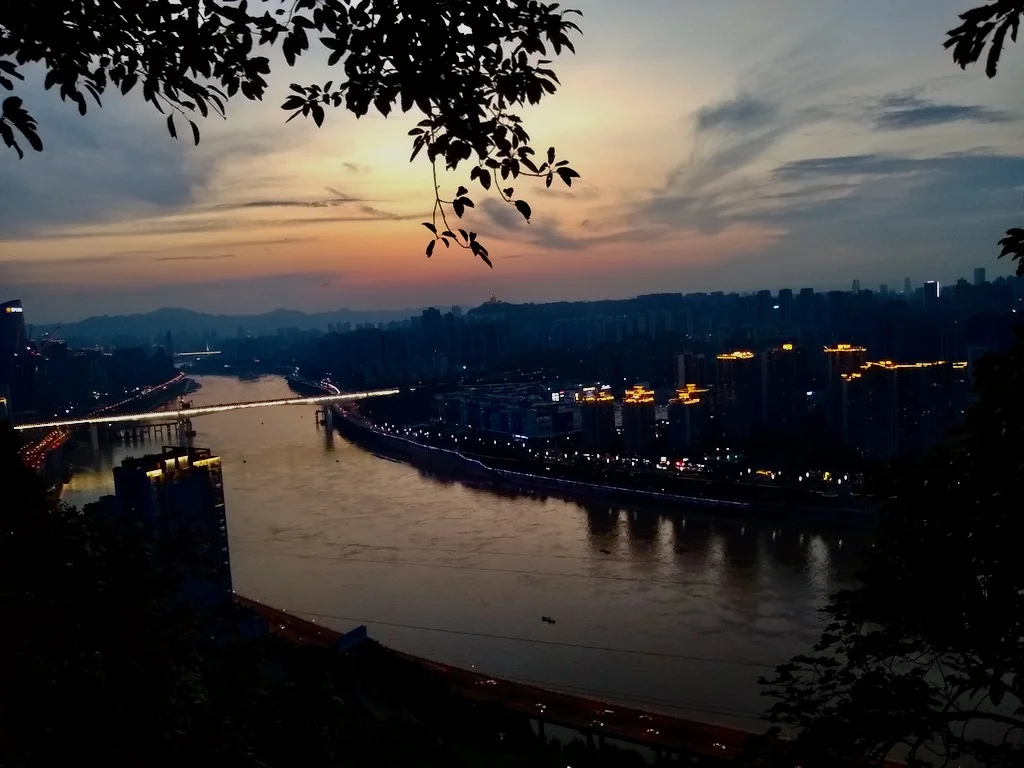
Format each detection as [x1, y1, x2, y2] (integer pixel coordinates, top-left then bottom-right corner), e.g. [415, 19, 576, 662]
[62, 373, 870, 731]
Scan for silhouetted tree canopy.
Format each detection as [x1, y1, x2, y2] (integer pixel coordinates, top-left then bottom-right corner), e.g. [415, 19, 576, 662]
[945, 0, 1024, 277]
[760, 332, 1024, 767]
[0, 0, 582, 266]
[758, 8, 1024, 765]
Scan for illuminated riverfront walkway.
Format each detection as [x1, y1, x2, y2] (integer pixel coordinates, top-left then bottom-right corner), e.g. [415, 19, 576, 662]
[12, 389, 399, 431]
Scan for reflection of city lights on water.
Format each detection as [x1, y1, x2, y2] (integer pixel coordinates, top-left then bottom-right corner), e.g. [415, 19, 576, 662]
[807, 535, 832, 594]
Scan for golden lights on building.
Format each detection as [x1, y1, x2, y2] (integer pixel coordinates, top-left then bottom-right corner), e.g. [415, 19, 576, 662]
[824, 343, 868, 354]
[716, 350, 755, 361]
[674, 383, 709, 406]
[623, 385, 655, 404]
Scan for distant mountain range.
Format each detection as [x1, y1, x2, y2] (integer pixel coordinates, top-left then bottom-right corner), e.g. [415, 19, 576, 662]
[32, 306, 431, 346]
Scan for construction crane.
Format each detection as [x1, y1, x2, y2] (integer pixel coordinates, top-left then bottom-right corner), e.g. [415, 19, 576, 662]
[35, 324, 61, 355]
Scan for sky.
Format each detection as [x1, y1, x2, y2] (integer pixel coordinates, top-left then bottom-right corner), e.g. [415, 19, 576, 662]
[2, 0, 1024, 323]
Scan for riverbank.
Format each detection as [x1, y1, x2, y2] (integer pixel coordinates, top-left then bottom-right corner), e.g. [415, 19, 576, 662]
[52, 374, 200, 493]
[331, 405, 877, 528]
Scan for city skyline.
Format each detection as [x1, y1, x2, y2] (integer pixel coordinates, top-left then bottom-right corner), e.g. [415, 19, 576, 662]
[6, 265, 1007, 326]
[3, 0, 1024, 321]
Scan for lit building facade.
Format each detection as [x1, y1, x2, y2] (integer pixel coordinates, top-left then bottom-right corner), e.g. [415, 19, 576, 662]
[824, 343, 868, 435]
[668, 385, 710, 454]
[109, 446, 231, 609]
[621, 385, 656, 456]
[0, 299, 30, 413]
[714, 351, 760, 444]
[580, 387, 617, 453]
[842, 360, 969, 459]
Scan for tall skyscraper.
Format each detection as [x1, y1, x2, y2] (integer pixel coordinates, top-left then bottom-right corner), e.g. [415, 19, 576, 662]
[676, 351, 708, 389]
[973, 267, 986, 286]
[824, 343, 868, 436]
[777, 288, 794, 326]
[904, 277, 912, 295]
[762, 343, 808, 435]
[843, 361, 969, 459]
[0, 299, 31, 413]
[923, 281, 940, 309]
[668, 385, 710, 453]
[852, 279, 860, 293]
[621, 385, 656, 456]
[579, 388, 616, 453]
[108, 446, 232, 609]
[714, 351, 760, 444]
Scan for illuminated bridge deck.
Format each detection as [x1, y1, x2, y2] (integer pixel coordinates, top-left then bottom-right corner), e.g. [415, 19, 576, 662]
[12, 389, 399, 431]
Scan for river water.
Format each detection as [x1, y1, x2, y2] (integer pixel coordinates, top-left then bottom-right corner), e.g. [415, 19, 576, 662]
[62, 374, 870, 730]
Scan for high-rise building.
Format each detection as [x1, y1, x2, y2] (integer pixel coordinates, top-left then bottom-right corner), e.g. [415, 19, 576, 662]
[0, 299, 26, 358]
[923, 281, 940, 309]
[668, 385, 710, 453]
[621, 385, 656, 456]
[879, 284, 889, 296]
[852, 279, 861, 293]
[904, 277, 912, 295]
[762, 343, 808, 435]
[580, 388, 616, 453]
[824, 343, 868, 436]
[0, 299, 32, 413]
[777, 288, 794, 326]
[108, 446, 231, 609]
[676, 350, 709, 389]
[714, 351, 760, 444]
[843, 361, 969, 459]
[973, 267, 986, 286]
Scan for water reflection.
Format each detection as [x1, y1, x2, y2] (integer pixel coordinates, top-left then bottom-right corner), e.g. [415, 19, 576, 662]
[62, 374, 872, 731]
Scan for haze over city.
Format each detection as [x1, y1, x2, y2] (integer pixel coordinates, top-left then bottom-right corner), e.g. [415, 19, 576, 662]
[4, 0, 1024, 323]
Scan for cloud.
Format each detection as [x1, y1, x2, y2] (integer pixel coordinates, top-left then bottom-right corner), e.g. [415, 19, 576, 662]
[216, 196, 363, 210]
[871, 94, 1013, 130]
[476, 199, 663, 252]
[0, 89, 201, 238]
[358, 205, 406, 220]
[154, 253, 237, 262]
[695, 94, 777, 133]
[533, 181, 601, 201]
[18, 205, 422, 242]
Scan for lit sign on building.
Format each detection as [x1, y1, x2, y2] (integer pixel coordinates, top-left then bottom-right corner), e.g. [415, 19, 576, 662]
[4, 306, 23, 313]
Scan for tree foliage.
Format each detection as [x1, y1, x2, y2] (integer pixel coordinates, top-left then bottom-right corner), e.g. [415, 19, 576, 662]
[759, 6, 1024, 765]
[944, 0, 1024, 277]
[0, 0, 582, 265]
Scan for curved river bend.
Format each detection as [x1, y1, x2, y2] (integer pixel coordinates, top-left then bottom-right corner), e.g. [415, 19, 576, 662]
[63, 374, 869, 730]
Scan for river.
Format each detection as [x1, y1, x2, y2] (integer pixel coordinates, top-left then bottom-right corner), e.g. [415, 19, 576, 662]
[61, 373, 870, 731]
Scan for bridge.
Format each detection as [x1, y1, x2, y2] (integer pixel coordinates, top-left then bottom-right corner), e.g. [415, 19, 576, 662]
[12, 390, 400, 431]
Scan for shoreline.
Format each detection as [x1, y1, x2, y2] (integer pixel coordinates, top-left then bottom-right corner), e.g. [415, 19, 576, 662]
[329, 404, 878, 529]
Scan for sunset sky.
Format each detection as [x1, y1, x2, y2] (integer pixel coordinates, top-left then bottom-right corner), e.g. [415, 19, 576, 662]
[2, 0, 1023, 323]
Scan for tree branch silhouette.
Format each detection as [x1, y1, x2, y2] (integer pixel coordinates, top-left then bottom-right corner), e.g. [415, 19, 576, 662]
[0, 0, 583, 265]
